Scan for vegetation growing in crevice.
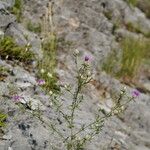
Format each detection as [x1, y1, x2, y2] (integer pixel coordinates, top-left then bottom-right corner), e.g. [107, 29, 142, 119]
[0, 112, 7, 127]
[125, 22, 150, 38]
[112, 21, 121, 35]
[125, 0, 138, 6]
[0, 36, 34, 64]
[38, 33, 60, 93]
[104, 11, 113, 20]
[37, 2, 59, 93]
[137, 0, 150, 19]
[102, 50, 120, 75]
[11, 0, 23, 22]
[117, 37, 148, 78]
[0, 66, 9, 81]
[0, 66, 8, 74]
[27, 21, 41, 34]
[125, 0, 150, 18]
[102, 37, 150, 81]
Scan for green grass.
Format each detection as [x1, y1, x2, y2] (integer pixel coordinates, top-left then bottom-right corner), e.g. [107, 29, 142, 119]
[0, 112, 7, 127]
[104, 11, 113, 20]
[126, 0, 138, 6]
[0, 66, 8, 73]
[118, 38, 147, 78]
[102, 37, 150, 79]
[0, 66, 8, 81]
[27, 21, 41, 34]
[38, 33, 60, 93]
[11, 0, 22, 22]
[126, 22, 141, 34]
[112, 21, 120, 35]
[126, 22, 150, 38]
[0, 36, 34, 63]
[102, 50, 120, 75]
[125, 0, 150, 18]
[137, 0, 150, 18]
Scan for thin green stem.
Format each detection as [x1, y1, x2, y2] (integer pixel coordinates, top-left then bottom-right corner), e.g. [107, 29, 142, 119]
[72, 97, 133, 138]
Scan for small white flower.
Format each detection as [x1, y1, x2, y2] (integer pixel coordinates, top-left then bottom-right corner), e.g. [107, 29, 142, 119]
[64, 84, 68, 89]
[87, 71, 91, 76]
[25, 47, 28, 52]
[121, 106, 124, 111]
[85, 135, 90, 139]
[49, 90, 53, 95]
[113, 110, 119, 114]
[120, 91, 124, 94]
[40, 69, 45, 74]
[5, 55, 9, 59]
[80, 75, 84, 79]
[123, 86, 127, 90]
[27, 42, 30, 47]
[75, 49, 79, 54]
[76, 136, 81, 140]
[47, 72, 53, 78]
[95, 123, 99, 127]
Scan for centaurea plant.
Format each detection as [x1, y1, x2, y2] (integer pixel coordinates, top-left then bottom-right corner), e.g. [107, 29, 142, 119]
[13, 51, 139, 150]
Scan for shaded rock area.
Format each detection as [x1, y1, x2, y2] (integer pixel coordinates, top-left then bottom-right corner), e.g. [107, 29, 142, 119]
[0, 0, 150, 150]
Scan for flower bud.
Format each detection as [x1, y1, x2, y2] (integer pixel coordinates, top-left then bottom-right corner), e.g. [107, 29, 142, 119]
[75, 49, 79, 55]
[84, 55, 90, 61]
[47, 72, 53, 78]
[49, 90, 53, 95]
[40, 69, 45, 74]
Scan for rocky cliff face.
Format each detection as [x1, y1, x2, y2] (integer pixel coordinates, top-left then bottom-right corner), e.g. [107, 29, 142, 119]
[0, 0, 150, 150]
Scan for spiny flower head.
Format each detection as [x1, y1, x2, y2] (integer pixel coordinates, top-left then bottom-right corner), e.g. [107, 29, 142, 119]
[132, 89, 140, 98]
[12, 95, 22, 103]
[37, 79, 46, 85]
[84, 55, 90, 61]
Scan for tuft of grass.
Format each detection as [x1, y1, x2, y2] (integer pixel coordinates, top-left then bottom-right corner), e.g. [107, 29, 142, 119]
[38, 33, 60, 93]
[0, 66, 8, 73]
[37, 2, 60, 93]
[27, 21, 41, 34]
[125, 0, 150, 18]
[102, 50, 120, 75]
[126, 0, 138, 6]
[137, 0, 150, 18]
[102, 37, 150, 79]
[11, 0, 22, 22]
[0, 112, 7, 127]
[0, 66, 9, 81]
[0, 36, 34, 64]
[117, 37, 146, 78]
[125, 22, 150, 38]
[104, 11, 113, 20]
[112, 21, 121, 35]
[126, 22, 141, 34]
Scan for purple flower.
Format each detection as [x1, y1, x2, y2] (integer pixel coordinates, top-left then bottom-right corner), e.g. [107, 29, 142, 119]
[84, 55, 90, 61]
[37, 79, 45, 85]
[132, 89, 140, 98]
[12, 95, 22, 103]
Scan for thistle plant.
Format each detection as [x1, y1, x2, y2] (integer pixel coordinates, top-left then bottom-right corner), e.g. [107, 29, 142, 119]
[12, 50, 140, 150]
